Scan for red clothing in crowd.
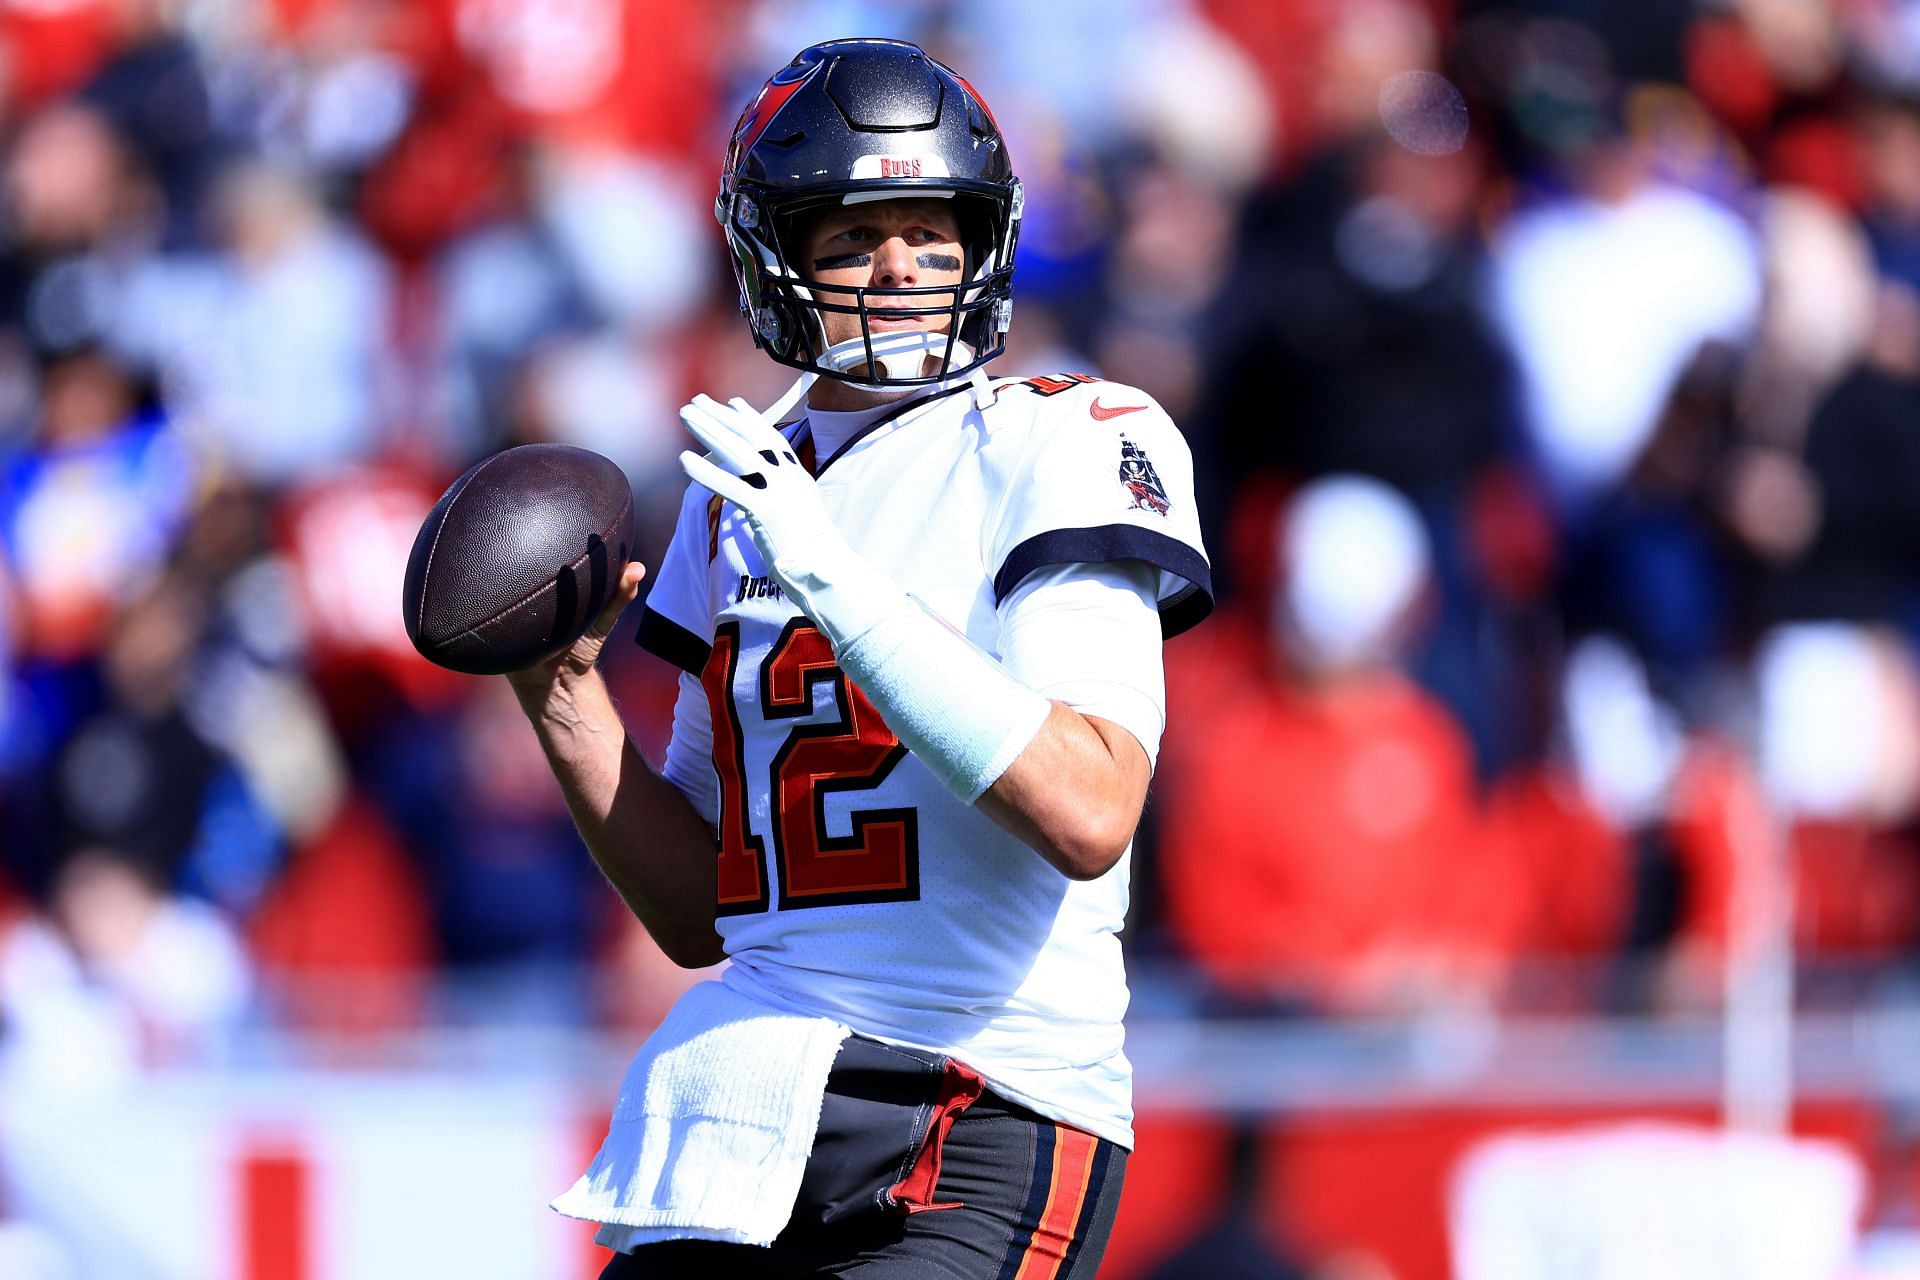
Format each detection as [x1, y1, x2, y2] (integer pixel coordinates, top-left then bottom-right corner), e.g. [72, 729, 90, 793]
[1484, 765, 1632, 960]
[1158, 667, 1516, 1011]
[248, 799, 433, 1034]
[0, 0, 116, 110]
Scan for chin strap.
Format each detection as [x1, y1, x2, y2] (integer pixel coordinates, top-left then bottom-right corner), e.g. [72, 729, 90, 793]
[767, 368, 817, 422]
[969, 367, 997, 411]
[817, 331, 972, 386]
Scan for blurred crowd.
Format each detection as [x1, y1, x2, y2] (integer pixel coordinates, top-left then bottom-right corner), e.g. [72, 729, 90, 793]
[1, 0, 1919, 1088]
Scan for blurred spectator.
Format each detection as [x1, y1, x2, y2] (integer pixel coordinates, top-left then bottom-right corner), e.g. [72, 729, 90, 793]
[1728, 191, 1920, 972]
[1486, 633, 1708, 1010]
[1484, 81, 1762, 518]
[76, 0, 219, 249]
[1141, 1120, 1311, 1280]
[247, 795, 432, 1035]
[0, 843, 249, 1092]
[1717, 189, 1874, 562]
[1204, 117, 1505, 500]
[1754, 625, 1920, 960]
[1158, 476, 1515, 1015]
[370, 678, 604, 1009]
[46, 572, 224, 876]
[1200, 1, 1505, 499]
[0, 102, 168, 366]
[417, 0, 719, 155]
[117, 159, 395, 486]
[1192, 28, 1529, 767]
[1763, 278, 1920, 626]
[0, 348, 194, 664]
[1551, 340, 1746, 695]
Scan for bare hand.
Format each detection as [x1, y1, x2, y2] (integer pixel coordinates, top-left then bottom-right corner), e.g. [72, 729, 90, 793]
[505, 560, 647, 699]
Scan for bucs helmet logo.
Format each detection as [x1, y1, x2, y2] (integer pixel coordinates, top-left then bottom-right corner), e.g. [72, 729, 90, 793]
[1118, 436, 1171, 516]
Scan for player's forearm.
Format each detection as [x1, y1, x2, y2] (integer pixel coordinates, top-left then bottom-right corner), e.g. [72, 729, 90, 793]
[976, 705, 1149, 881]
[822, 587, 1148, 880]
[515, 672, 725, 968]
[806, 583, 1144, 879]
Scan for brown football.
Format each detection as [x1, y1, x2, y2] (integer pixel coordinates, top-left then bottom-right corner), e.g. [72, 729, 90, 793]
[402, 444, 634, 675]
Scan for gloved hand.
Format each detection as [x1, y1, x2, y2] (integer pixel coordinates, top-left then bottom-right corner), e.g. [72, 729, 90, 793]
[679, 386, 905, 650]
[679, 382, 1050, 803]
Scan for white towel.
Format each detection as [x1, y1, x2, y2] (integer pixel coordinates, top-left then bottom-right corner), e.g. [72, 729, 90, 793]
[551, 980, 850, 1247]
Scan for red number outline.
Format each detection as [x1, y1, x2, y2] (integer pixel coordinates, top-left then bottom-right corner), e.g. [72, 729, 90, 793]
[704, 618, 920, 913]
[702, 621, 770, 915]
[760, 619, 920, 909]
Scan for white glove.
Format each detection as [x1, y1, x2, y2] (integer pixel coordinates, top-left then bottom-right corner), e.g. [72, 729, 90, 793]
[678, 385, 905, 650]
[677, 380, 1051, 803]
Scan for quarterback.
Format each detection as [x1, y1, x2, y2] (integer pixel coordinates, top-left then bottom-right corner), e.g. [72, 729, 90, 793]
[509, 38, 1211, 1278]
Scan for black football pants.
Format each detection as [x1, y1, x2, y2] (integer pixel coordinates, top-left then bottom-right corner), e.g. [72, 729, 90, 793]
[597, 1036, 1127, 1279]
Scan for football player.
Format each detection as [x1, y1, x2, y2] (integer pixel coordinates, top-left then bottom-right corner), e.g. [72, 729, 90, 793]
[508, 38, 1211, 1278]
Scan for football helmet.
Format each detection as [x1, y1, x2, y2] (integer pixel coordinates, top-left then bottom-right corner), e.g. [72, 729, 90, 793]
[716, 38, 1022, 388]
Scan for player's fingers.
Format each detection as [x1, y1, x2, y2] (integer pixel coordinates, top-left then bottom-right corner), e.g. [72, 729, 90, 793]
[582, 559, 646, 642]
[684, 396, 799, 476]
[680, 401, 760, 473]
[504, 558, 648, 691]
[679, 445, 734, 487]
[690, 392, 763, 431]
[722, 399, 800, 466]
[700, 395, 784, 457]
[680, 449, 761, 502]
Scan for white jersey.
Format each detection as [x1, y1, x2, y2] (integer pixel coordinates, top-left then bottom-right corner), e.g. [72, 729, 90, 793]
[634, 372, 1210, 1147]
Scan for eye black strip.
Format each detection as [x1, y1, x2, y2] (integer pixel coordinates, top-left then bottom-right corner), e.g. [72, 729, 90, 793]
[813, 252, 873, 271]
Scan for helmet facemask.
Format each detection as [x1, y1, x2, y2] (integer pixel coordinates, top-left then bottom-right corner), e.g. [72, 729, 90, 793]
[721, 184, 1021, 389]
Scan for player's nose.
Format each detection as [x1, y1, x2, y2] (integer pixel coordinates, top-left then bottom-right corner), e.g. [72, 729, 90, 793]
[872, 234, 917, 287]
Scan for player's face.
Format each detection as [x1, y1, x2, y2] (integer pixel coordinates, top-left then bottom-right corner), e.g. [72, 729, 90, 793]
[796, 198, 966, 352]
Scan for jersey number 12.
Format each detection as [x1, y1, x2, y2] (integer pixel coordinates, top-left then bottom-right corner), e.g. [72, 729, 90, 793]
[703, 619, 920, 914]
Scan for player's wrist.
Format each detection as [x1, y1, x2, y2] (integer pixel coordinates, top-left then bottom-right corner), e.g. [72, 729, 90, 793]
[833, 602, 1052, 803]
[773, 540, 911, 653]
[509, 660, 609, 730]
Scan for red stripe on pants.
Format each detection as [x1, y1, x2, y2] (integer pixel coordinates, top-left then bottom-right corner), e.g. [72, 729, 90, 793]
[1012, 1126, 1099, 1280]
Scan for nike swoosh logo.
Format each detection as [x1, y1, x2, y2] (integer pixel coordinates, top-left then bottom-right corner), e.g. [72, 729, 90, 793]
[1089, 398, 1147, 420]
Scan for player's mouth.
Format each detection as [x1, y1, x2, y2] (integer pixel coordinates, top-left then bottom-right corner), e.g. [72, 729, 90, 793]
[864, 302, 955, 330]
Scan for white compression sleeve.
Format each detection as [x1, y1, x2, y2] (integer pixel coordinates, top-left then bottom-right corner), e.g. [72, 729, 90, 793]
[831, 594, 1052, 805]
[829, 563, 1163, 805]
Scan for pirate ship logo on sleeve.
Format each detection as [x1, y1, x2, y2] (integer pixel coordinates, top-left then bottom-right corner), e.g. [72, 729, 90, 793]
[1118, 435, 1171, 515]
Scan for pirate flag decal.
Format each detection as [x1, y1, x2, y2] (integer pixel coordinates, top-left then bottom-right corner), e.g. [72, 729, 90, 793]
[1118, 434, 1171, 516]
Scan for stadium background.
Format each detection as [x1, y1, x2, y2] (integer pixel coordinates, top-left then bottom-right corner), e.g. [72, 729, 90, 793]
[1, 0, 1918, 1275]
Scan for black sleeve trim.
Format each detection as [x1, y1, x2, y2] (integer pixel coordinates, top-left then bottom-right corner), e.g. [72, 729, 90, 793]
[993, 524, 1215, 639]
[635, 606, 712, 674]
